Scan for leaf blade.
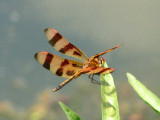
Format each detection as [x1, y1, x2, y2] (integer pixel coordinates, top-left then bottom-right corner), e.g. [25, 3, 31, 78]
[59, 101, 81, 120]
[100, 62, 120, 120]
[126, 73, 160, 114]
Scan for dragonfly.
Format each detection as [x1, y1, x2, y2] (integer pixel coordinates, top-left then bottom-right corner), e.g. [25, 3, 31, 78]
[34, 28, 121, 92]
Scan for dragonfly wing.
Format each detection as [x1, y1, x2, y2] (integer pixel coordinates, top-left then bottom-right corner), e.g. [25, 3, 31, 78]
[34, 51, 83, 78]
[44, 28, 89, 61]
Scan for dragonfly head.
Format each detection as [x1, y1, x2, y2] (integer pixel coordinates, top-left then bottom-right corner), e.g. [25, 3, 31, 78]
[97, 57, 105, 66]
[87, 56, 105, 67]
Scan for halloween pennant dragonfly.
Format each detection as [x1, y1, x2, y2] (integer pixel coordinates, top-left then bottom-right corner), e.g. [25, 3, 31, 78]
[34, 28, 121, 92]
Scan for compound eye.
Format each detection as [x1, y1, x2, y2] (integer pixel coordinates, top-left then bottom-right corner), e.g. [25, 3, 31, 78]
[100, 59, 104, 65]
[98, 57, 105, 66]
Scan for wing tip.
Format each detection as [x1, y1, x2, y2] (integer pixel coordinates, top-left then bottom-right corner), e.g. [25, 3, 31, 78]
[34, 53, 38, 60]
[44, 28, 49, 33]
[44, 28, 59, 41]
[44, 28, 58, 33]
[34, 51, 48, 60]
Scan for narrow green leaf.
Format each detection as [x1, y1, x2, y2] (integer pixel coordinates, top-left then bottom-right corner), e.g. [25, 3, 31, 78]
[59, 101, 81, 120]
[100, 62, 120, 120]
[126, 73, 160, 114]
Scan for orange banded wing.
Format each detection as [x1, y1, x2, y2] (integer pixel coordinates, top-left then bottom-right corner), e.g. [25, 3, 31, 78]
[44, 28, 89, 61]
[34, 51, 83, 78]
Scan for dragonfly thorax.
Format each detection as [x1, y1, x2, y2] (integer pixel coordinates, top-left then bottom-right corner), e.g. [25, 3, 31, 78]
[83, 57, 105, 68]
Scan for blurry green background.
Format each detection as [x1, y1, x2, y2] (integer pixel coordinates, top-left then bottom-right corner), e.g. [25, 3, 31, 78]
[0, 0, 160, 120]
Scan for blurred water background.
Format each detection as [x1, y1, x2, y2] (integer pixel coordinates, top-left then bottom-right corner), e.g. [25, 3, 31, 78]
[0, 0, 160, 120]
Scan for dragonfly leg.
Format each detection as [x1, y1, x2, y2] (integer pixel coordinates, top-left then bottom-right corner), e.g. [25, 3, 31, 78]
[88, 74, 101, 85]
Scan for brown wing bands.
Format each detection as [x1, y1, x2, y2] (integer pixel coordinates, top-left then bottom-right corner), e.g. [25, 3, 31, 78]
[34, 51, 83, 78]
[44, 28, 89, 61]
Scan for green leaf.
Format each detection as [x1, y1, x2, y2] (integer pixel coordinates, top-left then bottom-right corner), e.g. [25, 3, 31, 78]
[59, 101, 81, 120]
[126, 73, 160, 114]
[100, 62, 120, 120]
